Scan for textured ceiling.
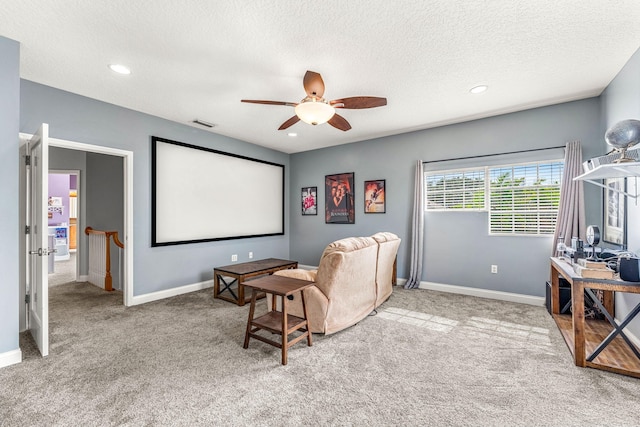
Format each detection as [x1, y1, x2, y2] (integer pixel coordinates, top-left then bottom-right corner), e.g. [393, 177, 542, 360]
[2, 1, 640, 154]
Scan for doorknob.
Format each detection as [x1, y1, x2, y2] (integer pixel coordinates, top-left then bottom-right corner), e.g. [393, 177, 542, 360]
[28, 248, 57, 256]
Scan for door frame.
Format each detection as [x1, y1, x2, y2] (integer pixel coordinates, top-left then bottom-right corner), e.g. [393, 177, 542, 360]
[19, 133, 134, 315]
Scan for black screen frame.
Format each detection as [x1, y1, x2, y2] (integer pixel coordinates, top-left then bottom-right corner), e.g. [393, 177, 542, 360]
[151, 136, 285, 247]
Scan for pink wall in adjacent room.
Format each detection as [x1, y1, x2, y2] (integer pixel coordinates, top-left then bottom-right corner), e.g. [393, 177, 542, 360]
[48, 174, 70, 226]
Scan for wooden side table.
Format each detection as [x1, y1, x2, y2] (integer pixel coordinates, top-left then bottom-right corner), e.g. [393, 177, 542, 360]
[550, 257, 640, 378]
[243, 275, 314, 365]
[213, 258, 298, 306]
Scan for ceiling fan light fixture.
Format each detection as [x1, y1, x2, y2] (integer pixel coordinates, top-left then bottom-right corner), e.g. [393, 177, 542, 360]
[295, 98, 335, 125]
[242, 70, 384, 131]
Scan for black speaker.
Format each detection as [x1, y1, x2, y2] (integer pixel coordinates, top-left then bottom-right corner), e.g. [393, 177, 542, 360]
[619, 257, 640, 282]
[545, 280, 572, 315]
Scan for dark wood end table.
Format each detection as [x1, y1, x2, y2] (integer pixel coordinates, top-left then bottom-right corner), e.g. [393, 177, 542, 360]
[213, 258, 298, 306]
[242, 274, 314, 365]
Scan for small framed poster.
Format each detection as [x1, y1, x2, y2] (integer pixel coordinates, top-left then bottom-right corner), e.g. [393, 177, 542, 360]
[301, 187, 317, 215]
[364, 179, 386, 213]
[48, 196, 62, 206]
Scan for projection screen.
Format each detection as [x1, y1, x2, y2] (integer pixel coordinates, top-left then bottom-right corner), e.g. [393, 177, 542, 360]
[151, 136, 284, 246]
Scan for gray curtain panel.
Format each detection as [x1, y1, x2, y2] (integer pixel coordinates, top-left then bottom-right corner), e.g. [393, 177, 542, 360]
[552, 140, 585, 256]
[405, 160, 424, 289]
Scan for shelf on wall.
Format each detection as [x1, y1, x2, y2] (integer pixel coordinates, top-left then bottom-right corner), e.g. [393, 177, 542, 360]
[574, 162, 640, 180]
[573, 162, 640, 199]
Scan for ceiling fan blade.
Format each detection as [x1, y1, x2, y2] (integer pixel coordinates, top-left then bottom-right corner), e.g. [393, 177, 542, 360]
[278, 115, 301, 130]
[330, 96, 387, 109]
[327, 114, 352, 131]
[241, 99, 297, 107]
[303, 71, 325, 98]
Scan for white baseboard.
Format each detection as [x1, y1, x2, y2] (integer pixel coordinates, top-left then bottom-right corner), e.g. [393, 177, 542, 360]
[396, 278, 545, 306]
[298, 264, 318, 270]
[0, 349, 22, 369]
[78, 275, 89, 282]
[129, 280, 213, 306]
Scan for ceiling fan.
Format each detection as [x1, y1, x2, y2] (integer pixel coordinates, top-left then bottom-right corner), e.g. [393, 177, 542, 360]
[241, 70, 387, 131]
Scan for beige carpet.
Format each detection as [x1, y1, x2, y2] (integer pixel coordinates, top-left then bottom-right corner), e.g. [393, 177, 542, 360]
[2, 282, 640, 426]
[48, 252, 76, 287]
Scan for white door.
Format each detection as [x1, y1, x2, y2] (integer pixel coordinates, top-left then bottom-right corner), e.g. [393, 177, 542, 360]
[28, 124, 49, 357]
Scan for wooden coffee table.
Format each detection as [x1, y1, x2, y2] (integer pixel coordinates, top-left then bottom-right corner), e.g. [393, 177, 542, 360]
[213, 258, 298, 306]
[243, 274, 314, 365]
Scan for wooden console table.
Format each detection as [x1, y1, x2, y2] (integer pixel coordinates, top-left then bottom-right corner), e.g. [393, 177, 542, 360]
[213, 258, 298, 306]
[243, 274, 314, 365]
[550, 257, 640, 378]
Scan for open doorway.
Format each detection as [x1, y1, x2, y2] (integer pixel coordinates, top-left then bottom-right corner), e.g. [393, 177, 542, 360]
[19, 132, 134, 345]
[45, 140, 132, 302]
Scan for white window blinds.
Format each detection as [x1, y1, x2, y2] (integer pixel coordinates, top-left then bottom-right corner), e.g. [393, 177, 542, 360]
[489, 161, 563, 235]
[424, 159, 564, 236]
[425, 168, 485, 210]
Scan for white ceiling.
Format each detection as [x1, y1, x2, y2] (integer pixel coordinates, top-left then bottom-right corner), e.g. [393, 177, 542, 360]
[2, 1, 640, 154]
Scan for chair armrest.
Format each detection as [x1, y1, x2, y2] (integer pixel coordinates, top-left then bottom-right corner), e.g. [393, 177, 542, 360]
[273, 268, 318, 282]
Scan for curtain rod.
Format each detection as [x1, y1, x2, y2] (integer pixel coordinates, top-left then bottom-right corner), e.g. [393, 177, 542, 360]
[422, 145, 566, 164]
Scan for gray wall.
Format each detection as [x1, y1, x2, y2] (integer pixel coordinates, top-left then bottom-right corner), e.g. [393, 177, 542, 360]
[600, 46, 640, 336]
[86, 152, 124, 289]
[0, 37, 20, 354]
[20, 80, 290, 297]
[290, 99, 603, 297]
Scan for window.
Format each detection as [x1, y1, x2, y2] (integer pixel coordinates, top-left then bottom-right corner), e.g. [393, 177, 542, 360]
[425, 160, 563, 236]
[425, 168, 485, 210]
[489, 161, 563, 235]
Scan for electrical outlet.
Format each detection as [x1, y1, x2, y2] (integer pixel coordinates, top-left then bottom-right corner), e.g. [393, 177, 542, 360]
[491, 265, 498, 274]
[231, 254, 238, 262]
[249, 252, 253, 259]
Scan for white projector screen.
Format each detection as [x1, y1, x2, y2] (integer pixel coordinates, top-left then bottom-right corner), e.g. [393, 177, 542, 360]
[151, 137, 284, 246]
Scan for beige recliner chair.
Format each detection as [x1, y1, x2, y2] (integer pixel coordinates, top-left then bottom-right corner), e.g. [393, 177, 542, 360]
[371, 232, 402, 306]
[271, 233, 401, 334]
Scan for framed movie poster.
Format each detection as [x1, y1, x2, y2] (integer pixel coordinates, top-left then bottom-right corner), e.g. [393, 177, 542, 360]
[603, 177, 626, 246]
[325, 172, 355, 224]
[301, 187, 317, 215]
[364, 179, 386, 213]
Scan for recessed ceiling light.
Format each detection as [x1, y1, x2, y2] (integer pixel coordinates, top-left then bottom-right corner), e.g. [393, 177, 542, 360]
[109, 64, 131, 75]
[470, 85, 488, 94]
[288, 132, 297, 137]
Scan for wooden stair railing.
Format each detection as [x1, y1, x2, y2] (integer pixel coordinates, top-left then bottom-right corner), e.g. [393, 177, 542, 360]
[85, 226, 124, 292]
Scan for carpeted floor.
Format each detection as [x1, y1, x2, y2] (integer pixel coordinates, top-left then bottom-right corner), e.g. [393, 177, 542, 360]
[48, 252, 76, 287]
[2, 282, 640, 426]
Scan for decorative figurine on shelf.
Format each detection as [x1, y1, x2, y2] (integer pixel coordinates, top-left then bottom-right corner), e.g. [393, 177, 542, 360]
[604, 119, 640, 163]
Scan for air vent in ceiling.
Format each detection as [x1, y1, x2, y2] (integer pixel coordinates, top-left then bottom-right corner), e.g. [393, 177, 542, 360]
[192, 119, 216, 128]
